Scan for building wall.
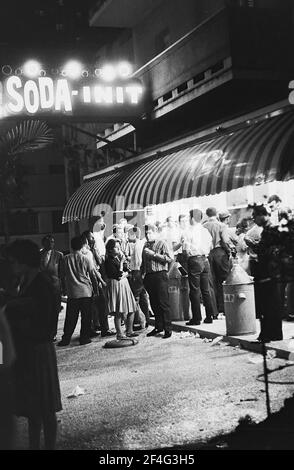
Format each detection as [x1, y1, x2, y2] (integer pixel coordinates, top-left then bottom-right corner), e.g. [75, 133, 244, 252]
[132, 0, 225, 68]
[0, 143, 69, 252]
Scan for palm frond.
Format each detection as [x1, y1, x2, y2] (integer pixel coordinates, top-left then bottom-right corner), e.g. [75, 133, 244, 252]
[0, 120, 54, 156]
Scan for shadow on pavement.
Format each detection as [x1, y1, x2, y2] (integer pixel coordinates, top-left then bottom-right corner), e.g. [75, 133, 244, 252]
[156, 393, 294, 450]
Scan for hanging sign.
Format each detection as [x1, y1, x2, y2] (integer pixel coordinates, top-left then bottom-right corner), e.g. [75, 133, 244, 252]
[289, 80, 294, 105]
[0, 75, 145, 122]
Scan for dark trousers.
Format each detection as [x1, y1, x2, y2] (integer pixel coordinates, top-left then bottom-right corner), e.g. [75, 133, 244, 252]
[129, 270, 150, 324]
[62, 297, 92, 342]
[52, 291, 62, 339]
[144, 271, 171, 333]
[92, 286, 110, 334]
[257, 279, 283, 341]
[188, 256, 215, 323]
[209, 247, 230, 313]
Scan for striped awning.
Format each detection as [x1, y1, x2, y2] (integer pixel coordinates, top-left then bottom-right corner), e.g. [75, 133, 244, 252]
[63, 110, 294, 223]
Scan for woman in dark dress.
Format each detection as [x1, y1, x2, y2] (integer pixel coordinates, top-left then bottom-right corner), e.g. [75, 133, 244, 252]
[4, 239, 62, 450]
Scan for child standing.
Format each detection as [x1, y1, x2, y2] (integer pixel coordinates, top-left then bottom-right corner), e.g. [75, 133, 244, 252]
[104, 239, 138, 339]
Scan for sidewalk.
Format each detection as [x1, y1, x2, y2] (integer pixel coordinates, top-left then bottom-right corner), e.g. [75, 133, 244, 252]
[60, 296, 294, 360]
[149, 314, 294, 360]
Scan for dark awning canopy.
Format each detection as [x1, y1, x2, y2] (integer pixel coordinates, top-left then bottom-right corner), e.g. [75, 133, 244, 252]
[63, 110, 294, 223]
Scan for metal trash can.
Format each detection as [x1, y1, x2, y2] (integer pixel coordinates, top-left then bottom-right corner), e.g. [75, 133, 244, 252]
[223, 260, 256, 335]
[167, 262, 183, 321]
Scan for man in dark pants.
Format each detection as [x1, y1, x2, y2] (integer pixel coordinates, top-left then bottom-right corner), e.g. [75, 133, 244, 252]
[203, 208, 231, 315]
[180, 209, 217, 325]
[58, 236, 98, 347]
[141, 224, 172, 338]
[251, 205, 283, 342]
[126, 226, 150, 329]
[81, 231, 115, 338]
[40, 234, 64, 341]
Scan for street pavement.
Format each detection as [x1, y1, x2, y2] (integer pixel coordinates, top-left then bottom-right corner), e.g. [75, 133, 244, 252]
[12, 304, 294, 450]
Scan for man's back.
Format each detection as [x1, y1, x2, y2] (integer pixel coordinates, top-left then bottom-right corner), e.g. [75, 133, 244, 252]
[63, 252, 93, 299]
[203, 218, 230, 250]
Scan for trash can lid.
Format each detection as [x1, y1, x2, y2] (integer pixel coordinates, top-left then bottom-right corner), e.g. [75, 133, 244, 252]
[223, 263, 254, 285]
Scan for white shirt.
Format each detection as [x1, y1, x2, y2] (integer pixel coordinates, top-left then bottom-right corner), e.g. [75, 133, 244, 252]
[128, 239, 145, 270]
[182, 224, 212, 257]
[93, 231, 106, 257]
[161, 226, 179, 257]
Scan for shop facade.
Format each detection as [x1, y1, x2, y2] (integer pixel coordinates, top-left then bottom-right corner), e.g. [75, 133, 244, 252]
[62, 1, 294, 233]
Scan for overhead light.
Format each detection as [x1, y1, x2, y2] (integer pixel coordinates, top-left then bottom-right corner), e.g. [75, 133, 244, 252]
[117, 62, 132, 78]
[100, 64, 116, 81]
[2, 65, 12, 76]
[23, 60, 41, 78]
[63, 60, 83, 79]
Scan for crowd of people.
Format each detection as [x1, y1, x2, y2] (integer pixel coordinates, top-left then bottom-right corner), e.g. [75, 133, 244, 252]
[0, 192, 293, 449]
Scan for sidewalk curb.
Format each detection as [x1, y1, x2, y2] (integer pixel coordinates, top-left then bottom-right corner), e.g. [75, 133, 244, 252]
[148, 318, 292, 360]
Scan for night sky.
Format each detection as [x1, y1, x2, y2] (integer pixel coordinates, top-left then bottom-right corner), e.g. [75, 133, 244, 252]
[0, 1, 118, 66]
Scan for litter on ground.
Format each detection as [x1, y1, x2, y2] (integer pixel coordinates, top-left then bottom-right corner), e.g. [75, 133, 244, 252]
[210, 336, 224, 346]
[248, 355, 264, 364]
[178, 331, 195, 338]
[67, 385, 86, 398]
[266, 350, 277, 360]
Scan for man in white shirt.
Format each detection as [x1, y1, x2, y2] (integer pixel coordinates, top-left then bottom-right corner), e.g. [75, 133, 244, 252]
[92, 215, 106, 258]
[181, 209, 217, 325]
[161, 217, 179, 258]
[203, 207, 231, 314]
[267, 194, 282, 226]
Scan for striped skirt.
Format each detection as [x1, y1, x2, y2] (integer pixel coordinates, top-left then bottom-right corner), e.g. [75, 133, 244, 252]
[107, 277, 137, 314]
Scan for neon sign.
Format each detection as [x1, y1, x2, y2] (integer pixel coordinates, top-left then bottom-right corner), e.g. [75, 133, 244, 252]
[0, 75, 144, 121]
[288, 80, 294, 105]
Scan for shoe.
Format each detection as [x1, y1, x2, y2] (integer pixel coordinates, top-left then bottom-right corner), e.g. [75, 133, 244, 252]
[162, 332, 172, 339]
[146, 328, 163, 337]
[203, 318, 213, 324]
[133, 325, 144, 331]
[286, 314, 294, 322]
[213, 315, 219, 320]
[126, 332, 139, 337]
[89, 330, 100, 338]
[186, 320, 201, 326]
[101, 330, 116, 337]
[80, 338, 92, 345]
[57, 340, 70, 347]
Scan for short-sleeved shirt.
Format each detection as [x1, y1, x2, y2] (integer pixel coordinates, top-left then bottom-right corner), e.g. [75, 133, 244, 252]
[182, 224, 212, 257]
[202, 217, 230, 250]
[62, 252, 95, 299]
